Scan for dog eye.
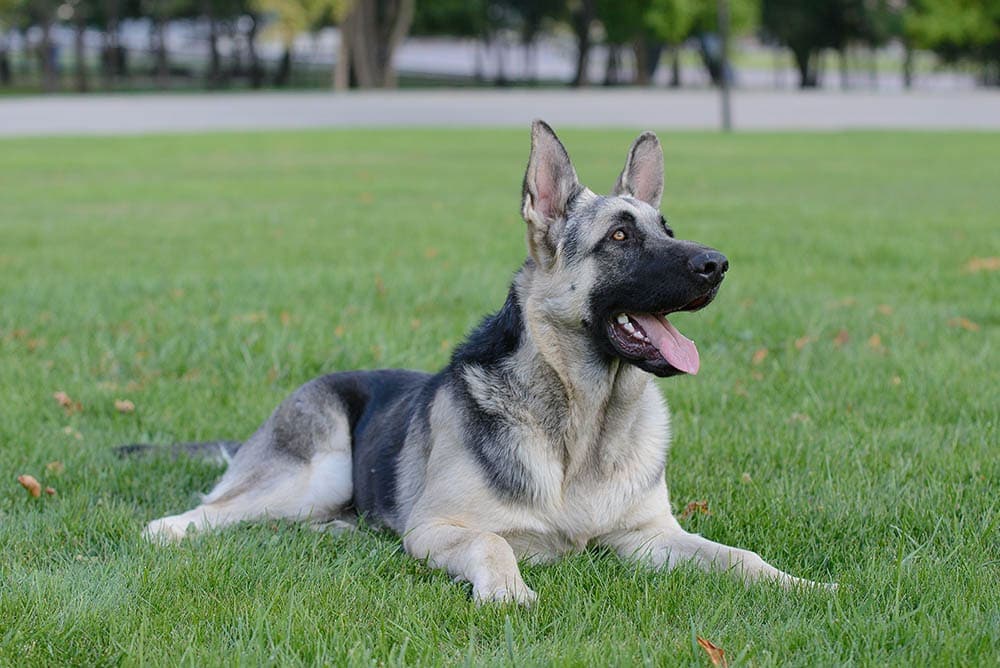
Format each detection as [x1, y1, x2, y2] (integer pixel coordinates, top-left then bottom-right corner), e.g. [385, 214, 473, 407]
[611, 229, 627, 241]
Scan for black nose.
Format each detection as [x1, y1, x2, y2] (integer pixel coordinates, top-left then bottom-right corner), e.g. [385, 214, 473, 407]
[689, 251, 729, 284]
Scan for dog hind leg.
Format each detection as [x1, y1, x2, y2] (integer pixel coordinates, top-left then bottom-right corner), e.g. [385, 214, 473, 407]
[144, 382, 354, 543]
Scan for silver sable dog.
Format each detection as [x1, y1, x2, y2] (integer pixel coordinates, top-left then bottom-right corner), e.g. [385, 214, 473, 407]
[140, 121, 825, 603]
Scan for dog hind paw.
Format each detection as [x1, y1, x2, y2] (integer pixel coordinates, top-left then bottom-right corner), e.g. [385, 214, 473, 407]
[143, 516, 193, 544]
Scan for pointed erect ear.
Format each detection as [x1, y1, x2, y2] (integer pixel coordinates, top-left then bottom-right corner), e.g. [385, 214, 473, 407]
[613, 131, 664, 209]
[521, 120, 580, 265]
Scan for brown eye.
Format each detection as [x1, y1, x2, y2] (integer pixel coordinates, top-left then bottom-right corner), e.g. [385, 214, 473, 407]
[612, 229, 627, 241]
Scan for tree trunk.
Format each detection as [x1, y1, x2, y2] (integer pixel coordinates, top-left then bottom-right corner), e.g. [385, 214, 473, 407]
[571, 0, 595, 87]
[207, 18, 221, 87]
[632, 37, 662, 86]
[337, 0, 415, 89]
[869, 46, 877, 90]
[1, 31, 11, 85]
[276, 44, 292, 87]
[604, 45, 619, 86]
[74, 19, 88, 92]
[670, 46, 681, 88]
[902, 41, 913, 89]
[153, 16, 169, 88]
[792, 46, 817, 88]
[39, 16, 58, 92]
[839, 47, 848, 90]
[247, 16, 262, 88]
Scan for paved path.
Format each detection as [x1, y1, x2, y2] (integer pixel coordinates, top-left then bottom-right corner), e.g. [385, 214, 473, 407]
[2, 89, 999, 136]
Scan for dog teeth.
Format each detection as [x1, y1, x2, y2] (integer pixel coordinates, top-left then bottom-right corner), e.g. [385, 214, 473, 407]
[616, 314, 629, 325]
[632, 330, 645, 341]
[623, 322, 635, 333]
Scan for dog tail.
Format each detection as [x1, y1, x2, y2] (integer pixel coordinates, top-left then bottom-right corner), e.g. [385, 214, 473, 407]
[115, 440, 242, 465]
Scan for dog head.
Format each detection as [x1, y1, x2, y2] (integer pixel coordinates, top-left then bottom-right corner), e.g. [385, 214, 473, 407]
[521, 120, 727, 378]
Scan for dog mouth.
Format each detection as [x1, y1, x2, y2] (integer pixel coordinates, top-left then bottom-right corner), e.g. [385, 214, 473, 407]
[605, 289, 718, 375]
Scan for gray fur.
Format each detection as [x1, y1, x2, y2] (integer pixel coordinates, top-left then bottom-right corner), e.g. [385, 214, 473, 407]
[140, 121, 833, 603]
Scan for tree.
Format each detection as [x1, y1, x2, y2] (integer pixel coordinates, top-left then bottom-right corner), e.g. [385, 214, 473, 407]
[0, 0, 22, 85]
[254, 0, 340, 86]
[335, 0, 415, 89]
[761, 0, 847, 87]
[569, 0, 596, 86]
[906, 0, 1000, 85]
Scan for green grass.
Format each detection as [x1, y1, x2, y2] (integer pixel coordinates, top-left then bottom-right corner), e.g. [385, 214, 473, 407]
[0, 129, 997, 666]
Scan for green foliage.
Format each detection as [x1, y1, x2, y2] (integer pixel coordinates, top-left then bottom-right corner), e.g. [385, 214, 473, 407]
[252, 0, 345, 44]
[906, 0, 1000, 67]
[0, 128, 998, 664]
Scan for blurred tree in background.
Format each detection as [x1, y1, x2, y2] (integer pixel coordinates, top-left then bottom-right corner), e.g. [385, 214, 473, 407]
[0, 0, 996, 92]
[907, 0, 1000, 84]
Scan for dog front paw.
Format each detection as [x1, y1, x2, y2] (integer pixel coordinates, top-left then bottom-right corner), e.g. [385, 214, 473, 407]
[472, 575, 537, 606]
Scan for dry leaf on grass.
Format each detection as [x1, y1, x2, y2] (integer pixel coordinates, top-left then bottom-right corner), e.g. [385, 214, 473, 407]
[114, 399, 135, 413]
[751, 348, 768, 365]
[877, 304, 894, 315]
[740, 472, 752, 483]
[52, 391, 82, 415]
[45, 486, 57, 496]
[696, 636, 728, 667]
[963, 256, 1000, 273]
[833, 329, 850, 347]
[45, 461, 64, 475]
[867, 334, 884, 351]
[794, 335, 815, 350]
[17, 474, 41, 498]
[678, 500, 711, 520]
[947, 317, 980, 332]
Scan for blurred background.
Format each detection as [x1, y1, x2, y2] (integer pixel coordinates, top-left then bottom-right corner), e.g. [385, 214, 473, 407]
[0, 0, 997, 95]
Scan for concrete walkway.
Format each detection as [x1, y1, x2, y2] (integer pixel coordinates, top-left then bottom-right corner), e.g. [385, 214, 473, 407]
[2, 89, 999, 136]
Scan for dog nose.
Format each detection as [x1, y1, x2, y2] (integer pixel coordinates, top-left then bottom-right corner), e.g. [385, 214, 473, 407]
[689, 251, 729, 284]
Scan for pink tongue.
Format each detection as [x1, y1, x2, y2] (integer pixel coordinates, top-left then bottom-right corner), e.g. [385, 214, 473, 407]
[630, 313, 700, 375]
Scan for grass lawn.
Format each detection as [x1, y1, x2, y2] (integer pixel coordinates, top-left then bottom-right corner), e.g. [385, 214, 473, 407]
[0, 128, 997, 666]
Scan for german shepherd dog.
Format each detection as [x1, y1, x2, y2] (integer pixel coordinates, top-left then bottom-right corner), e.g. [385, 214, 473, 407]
[139, 121, 827, 603]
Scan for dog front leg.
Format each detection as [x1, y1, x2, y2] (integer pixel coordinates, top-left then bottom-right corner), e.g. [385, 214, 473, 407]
[603, 512, 833, 589]
[404, 521, 537, 605]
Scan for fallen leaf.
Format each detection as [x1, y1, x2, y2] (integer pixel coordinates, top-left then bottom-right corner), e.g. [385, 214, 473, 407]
[867, 334, 883, 351]
[787, 412, 811, 424]
[696, 636, 728, 668]
[751, 348, 768, 365]
[740, 472, 752, 483]
[114, 399, 135, 413]
[17, 474, 41, 498]
[45, 487, 56, 496]
[794, 335, 815, 350]
[410, 318, 422, 331]
[830, 297, 857, 308]
[947, 317, 980, 332]
[963, 256, 1000, 273]
[45, 461, 64, 475]
[751, 371, 764, 381]
[891, 375, 902, 386]
[233, 312, 266, 324]
[279, 311, 292, 326]
[877, 304, 894, 315]
[374, 275, 386, 296]
[679, 500, 711, 520]
[53, 391, 82, 415]
[833, 329, 850, 347]
[424, 247, 439, 259]
[359, 191, 374, 205]
[334, 325, 346, 338]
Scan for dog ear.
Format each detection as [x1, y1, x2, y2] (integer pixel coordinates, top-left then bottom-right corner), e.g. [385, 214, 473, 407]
[521, 120, 580, 266]
[613, 131, 663, 209]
